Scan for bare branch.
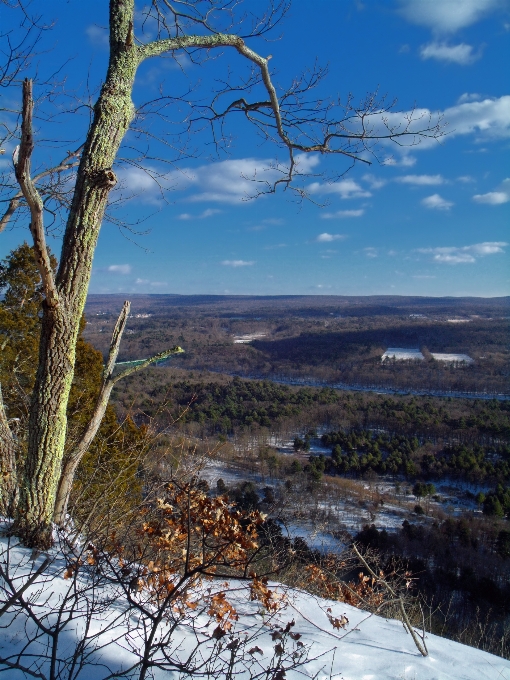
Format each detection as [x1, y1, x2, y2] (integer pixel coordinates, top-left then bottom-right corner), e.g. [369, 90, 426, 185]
[53, 300, 184, 524]
[352, 543, 428, 657]
[13, 79, 58, 307]
[0, 147, 82, 234]
[137, 32, 244, 61]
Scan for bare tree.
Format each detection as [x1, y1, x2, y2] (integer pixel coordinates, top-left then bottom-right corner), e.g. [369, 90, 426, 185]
[0, 0, 443, 548]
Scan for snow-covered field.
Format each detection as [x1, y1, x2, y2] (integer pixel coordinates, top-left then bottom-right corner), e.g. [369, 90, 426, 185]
[381, 348, 425, 361]
[1, 531, 509, 680]
[431, 353, 474, 363]
[233, 333, 267, 344]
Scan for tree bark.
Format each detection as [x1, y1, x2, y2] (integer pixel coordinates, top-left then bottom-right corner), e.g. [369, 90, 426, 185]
[0, 384, 17, 517]
[53, 297, 183, 525]
[14, 1, 138, 547]
[12, 2, 245, 547]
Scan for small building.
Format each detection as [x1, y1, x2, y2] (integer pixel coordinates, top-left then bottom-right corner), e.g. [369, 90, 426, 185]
[381, 348, 425, 361]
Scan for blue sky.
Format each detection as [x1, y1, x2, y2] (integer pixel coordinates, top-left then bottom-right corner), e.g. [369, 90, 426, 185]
[1, 0, 509, 296]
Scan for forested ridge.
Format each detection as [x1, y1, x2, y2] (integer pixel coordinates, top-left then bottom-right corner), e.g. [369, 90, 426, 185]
[85, 296, 509, 395]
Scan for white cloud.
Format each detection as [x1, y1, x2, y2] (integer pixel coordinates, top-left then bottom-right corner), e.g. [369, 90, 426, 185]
[421, 194, 454, 210]
[372, 96, 510, 156]
[383, 155, 417, 167]
[134, 278, 166, 287]
[442, 96, 510, 140]
[458, 93, 483, 103]
[420, 42, 482, 65]
[118, 158, 282, 205]
[293, 153, 321, 174]
[221, 260, 255, 267]
[397, 174, 445, 185]
[364, 247, 378, 258]
[108, 264, 131, 275]
[416, 241, 508, 264]
[473, 191, 509, 204]
[473, 178, 510, 204]
[308, 179, 371, 199]
[457, 175, 475, 182]
[316, 233, 347, 242]
[178, 208, 222, 219]
[397, 0, 503, 33]
[321, 209, 364, 219]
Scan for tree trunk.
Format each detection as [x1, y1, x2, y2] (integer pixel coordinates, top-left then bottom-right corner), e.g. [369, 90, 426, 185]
[14, 1, 138, 547]
[0, 384, 17, 517]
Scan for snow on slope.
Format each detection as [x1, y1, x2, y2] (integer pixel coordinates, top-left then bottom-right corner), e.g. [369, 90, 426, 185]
[1, 532, 509, 680]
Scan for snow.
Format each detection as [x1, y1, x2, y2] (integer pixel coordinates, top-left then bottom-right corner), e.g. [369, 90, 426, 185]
[381, 348, 425, 361]
[1, 529, 509, 679]
[233, 333, 267, 344]
[431, 353, 474, 363]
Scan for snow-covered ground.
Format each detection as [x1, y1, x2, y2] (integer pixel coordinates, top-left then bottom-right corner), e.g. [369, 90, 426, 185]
[431, 353, 473, 363]
[1, 531, 508, 679]
[233, 333, 267, 344]
[381, 348, 425, 361]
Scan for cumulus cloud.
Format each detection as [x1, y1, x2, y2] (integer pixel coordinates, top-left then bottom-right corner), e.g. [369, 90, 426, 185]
[118, 154, 320, 205]
[473, 191, 509, 204]
[316, 233, 347, 242]
[371, 96, 510, 156]
[420, 41, 482, 65]
[416, 241, 508, 264]
[364, 247, 378, 258]
[221, 260, 254, 267]
[443, 96, 510, 140]
[397, 174, 445, 185]
[108, 264, 132, 275]
[308, 179, 371, 199]
[421, 194, 454, 210]
[473, 178, 510, 204]
[397, 0, 503, 33]
[321, 209, 364, 219]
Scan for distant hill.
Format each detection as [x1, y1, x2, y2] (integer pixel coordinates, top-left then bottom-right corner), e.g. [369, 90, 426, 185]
[85, 293, 510, 319]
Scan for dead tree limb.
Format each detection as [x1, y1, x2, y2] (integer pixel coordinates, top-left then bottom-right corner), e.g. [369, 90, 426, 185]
[352, 542, 428, 657]
[53, 300, 184, 525]
[13, 79, 58, 308]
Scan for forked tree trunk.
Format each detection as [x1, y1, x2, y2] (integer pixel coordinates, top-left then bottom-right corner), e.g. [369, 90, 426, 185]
[12, 1, 247, 547]
[9, 0, 367, 547]
[14, 3, 138, 547]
